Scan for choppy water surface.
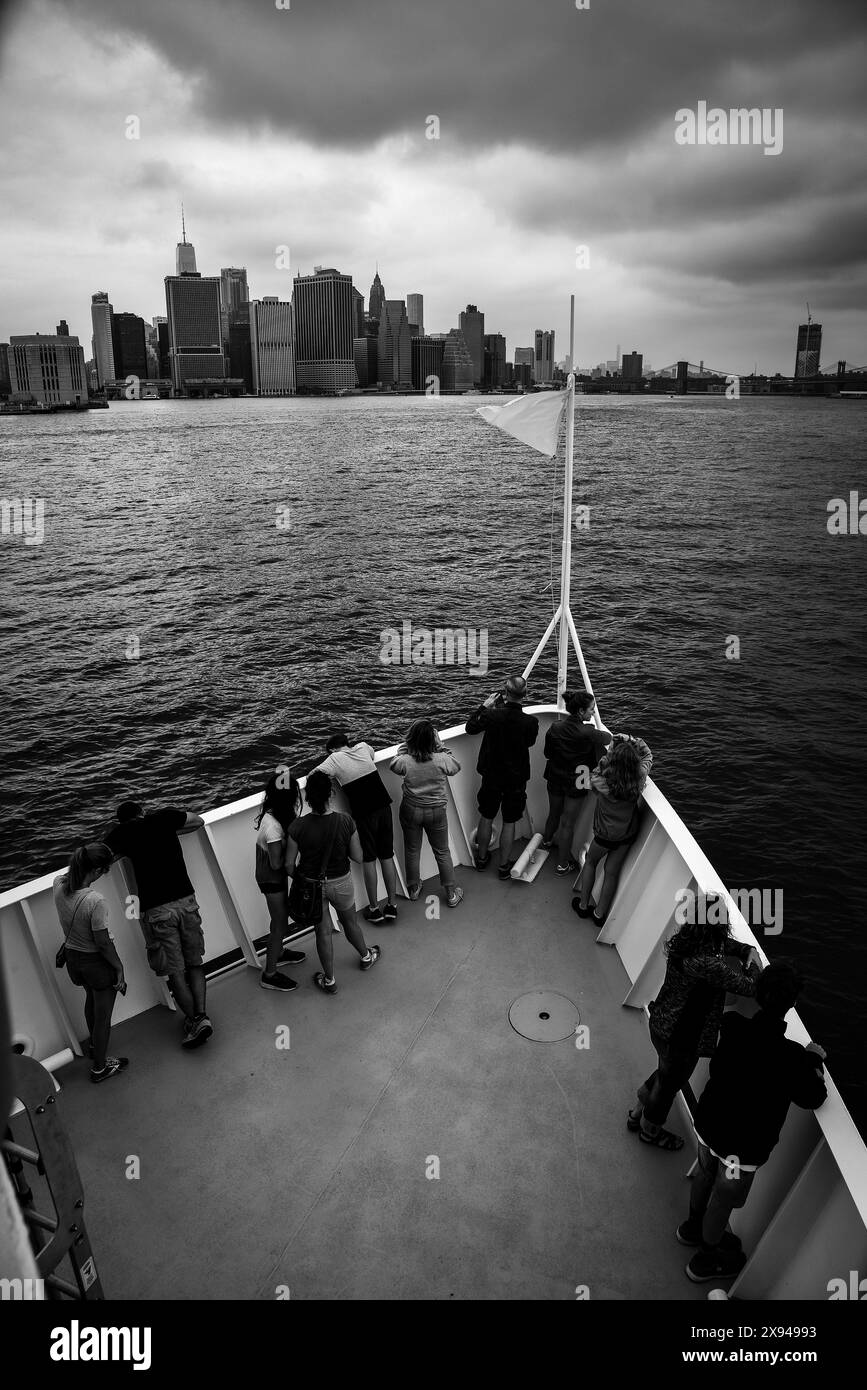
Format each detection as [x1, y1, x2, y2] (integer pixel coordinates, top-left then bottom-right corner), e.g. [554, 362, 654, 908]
[1, 394, 865, 1131]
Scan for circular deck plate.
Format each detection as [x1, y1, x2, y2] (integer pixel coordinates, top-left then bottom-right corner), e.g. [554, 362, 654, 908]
[509, 991, 580, 1042]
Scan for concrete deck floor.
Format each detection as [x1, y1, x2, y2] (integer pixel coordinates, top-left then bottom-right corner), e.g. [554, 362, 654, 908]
[43, 861, 710, 1301]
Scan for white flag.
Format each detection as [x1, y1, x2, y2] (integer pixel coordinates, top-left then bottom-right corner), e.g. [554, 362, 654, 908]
[476, 387, 568, 457]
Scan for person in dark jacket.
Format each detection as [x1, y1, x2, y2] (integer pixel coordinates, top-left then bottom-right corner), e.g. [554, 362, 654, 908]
[572, 733, 652, 925]
[627, 916, 760, 1150]
[541, 688, 610, 875]
[465, 675, 539, 880]
[682, 960, 827, 1283]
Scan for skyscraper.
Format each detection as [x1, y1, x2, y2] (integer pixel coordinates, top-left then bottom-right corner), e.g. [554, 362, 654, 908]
[794, 320, 822, 377]
[292, 267, 357, 393]
[9, 332, 88, 407]
[249, 298, 295, 395]
[56, 320, 69, 337]
[459, 304, 484, 385]
[407, 294, 424, 338]
[621, 351, 644, 383]
[220, 267, 249, 348]
[0, 343, 12, 399]
[411, 336, 445, 392]
[90, 292, 116, 387]
[351, 287, 365, 339]
[152, 317, 170, 378]
[377, 300, 412, 387]
[534, 330, 555, 383]
[176, 208, 197, 275]
[441, 329, 475, 393]
[483, 333, 506, 389]
[165, 234, 225, 394]
[111, 312, 148, 381]
[369, 269, 386, 322]
[228, 303, 253, 392]
[514, 346, 534, 370]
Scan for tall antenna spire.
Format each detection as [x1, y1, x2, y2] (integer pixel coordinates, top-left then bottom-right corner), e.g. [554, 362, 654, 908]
[181, 203, 187, 244]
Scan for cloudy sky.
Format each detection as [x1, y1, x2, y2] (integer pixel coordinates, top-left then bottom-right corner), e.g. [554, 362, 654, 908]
[1, 0, 866, 373]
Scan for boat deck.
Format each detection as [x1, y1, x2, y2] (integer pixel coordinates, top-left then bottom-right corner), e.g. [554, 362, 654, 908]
[39, 860, 708, 1301]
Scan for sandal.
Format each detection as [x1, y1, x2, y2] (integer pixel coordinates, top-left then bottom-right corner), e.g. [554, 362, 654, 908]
[639, 1125, 684, 1151]
[313, 972, 338, 994]
[571, 897, 595, 918]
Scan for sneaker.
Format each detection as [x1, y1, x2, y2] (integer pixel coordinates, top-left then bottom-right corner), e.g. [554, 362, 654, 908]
[685, 1247, 747, 1283]
[446, 886, 464, 908]
[313, 972, 338, 994]
[677, 1221, 742, 1252]
[181, 1014, 213, 1048]
[360, 944, 382, 971]
[90, 1056, 129, 1084]
[497, 863, 515, 881]
[260, 971, 298, 992]
[556, 860, 578, 875]
[407, 882, 422, 901]
[364, 906, 386, 924]
[475, 851, 491, 869]
[279, 947, 307, 965]
[383, 903, 398, 921]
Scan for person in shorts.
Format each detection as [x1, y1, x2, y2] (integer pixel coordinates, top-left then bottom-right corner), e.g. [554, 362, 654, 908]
[254, 770, 308, 992]
[104, 800, 212, 1048]
[465, 675, 539, 880]
[285, 770, 381, 995]
[312, 733, 398, 924]
[541, 688, 611, 875]
[53, 842, 128, 1084]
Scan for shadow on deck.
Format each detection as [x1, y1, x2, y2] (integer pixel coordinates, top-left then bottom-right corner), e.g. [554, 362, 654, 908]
[45, 860, 710, 1301]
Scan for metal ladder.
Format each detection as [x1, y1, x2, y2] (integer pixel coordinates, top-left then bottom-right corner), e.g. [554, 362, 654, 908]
[2, 1051, 104, 1299]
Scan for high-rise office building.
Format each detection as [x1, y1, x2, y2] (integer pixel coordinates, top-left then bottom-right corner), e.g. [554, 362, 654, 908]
[459, 304, 484, 384]
[228, 303, 253, 392]
[220, 267, 249, 348]
[176, 221, 197, 275]
[111, 312, 148, 381]
[515, 346, 534, 370]
[249, 297, 295, 395]
[411, 336, 446, 392]
[795, 320, 822, 378]
[441, 329, 475, 393]
[90, 292, 116, 387]
[351, 287, 365, 339]
[369, 269, 386, 323]
[292, 267, 357, 393]
[165, 237, 225, 393]
[8, 333, 88, 407]
[621, 351, 644, 383]
[407, 294, 424, 338]
[483, 332, 506, 389]
[0, 343, 12, 399]
[534, 330, 555, 383]
[354, 336, 378, 388]
[377, 300, 412, 387]
[56, 320, 69, 337]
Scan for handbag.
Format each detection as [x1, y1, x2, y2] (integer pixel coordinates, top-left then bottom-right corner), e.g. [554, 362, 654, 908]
[56, 896, 86, 969]
[287, 814, 341, 927]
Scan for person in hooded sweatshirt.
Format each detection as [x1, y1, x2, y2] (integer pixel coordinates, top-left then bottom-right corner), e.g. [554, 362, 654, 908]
[541, 688, 610, 874]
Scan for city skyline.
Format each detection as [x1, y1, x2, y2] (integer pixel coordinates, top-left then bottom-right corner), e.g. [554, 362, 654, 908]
[1, 0, 865, 375]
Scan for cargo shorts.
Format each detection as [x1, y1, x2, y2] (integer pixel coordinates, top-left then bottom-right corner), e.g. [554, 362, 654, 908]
[140, 894, 205, 976]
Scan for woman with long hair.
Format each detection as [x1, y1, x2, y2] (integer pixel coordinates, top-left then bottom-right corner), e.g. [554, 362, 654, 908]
[541, 688, 610, 874]
[254, 770, 307, 991]
[572, 733, 652, 925]
[627, 914, 760, 1150]
[52, 842, 128, 1084]
[390, 718, 463, 908]
[284, 769, 379, 995]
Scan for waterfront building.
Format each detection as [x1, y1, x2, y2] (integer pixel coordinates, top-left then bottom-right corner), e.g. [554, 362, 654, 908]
[292, 267, 357, 393]
[56, 320, 69, 336]
[534, 330, 555, 383]
[369, 269, 386, 322]
[90, 292, 116, 388]
[228, 304, 253, 392]
[0, 343, 11, 398]
[351, 287, 365, 339]
[220, 267, 249, 349]
[483, 332, 506, 389]
[249, 297, 295, 395]
[411, 335, 446, 391]
[8, 332, 88, 407]
[377, 300, 412, 387]
[459, 304, 485, 385]
[165, 235, 225, 394]
[441, 329, 475, 393]
[795, 320, 822, 378]
[514, 346, 534, 371]
[111, 312, 148, 382]
[354, 336, 378, 388]
[407, 293, 424, 338]
[621, 350, 644, 383]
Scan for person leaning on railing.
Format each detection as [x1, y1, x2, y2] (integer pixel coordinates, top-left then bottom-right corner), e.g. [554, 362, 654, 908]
[53, 842, 128, 1084]
[389, 719, 463, 908]
[572, 732, 652, 925]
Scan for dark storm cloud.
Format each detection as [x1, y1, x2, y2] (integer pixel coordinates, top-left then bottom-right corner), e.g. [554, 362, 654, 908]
[58, 0, 867, 151]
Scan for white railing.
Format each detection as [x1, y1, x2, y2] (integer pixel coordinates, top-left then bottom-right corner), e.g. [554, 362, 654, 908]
[2, 705, 865, 1298]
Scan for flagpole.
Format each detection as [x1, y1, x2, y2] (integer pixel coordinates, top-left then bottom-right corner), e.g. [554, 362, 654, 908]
[556, 296, 576, 709]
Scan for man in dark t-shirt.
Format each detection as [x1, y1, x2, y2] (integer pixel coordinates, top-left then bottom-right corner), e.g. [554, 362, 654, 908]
[104, 801, 212, 1049]
[465, 675, 539, 879]
[311, 733, 398, 924]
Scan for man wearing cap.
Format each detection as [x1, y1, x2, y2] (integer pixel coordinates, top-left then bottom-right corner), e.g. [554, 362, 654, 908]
[465, 676, 539, 880]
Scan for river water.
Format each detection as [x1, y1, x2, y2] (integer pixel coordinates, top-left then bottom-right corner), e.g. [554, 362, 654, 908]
[1, 393, 865, 1131]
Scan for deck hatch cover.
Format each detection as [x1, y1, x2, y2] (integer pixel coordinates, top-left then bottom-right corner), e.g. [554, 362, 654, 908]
[508, 991, 580, 1042]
